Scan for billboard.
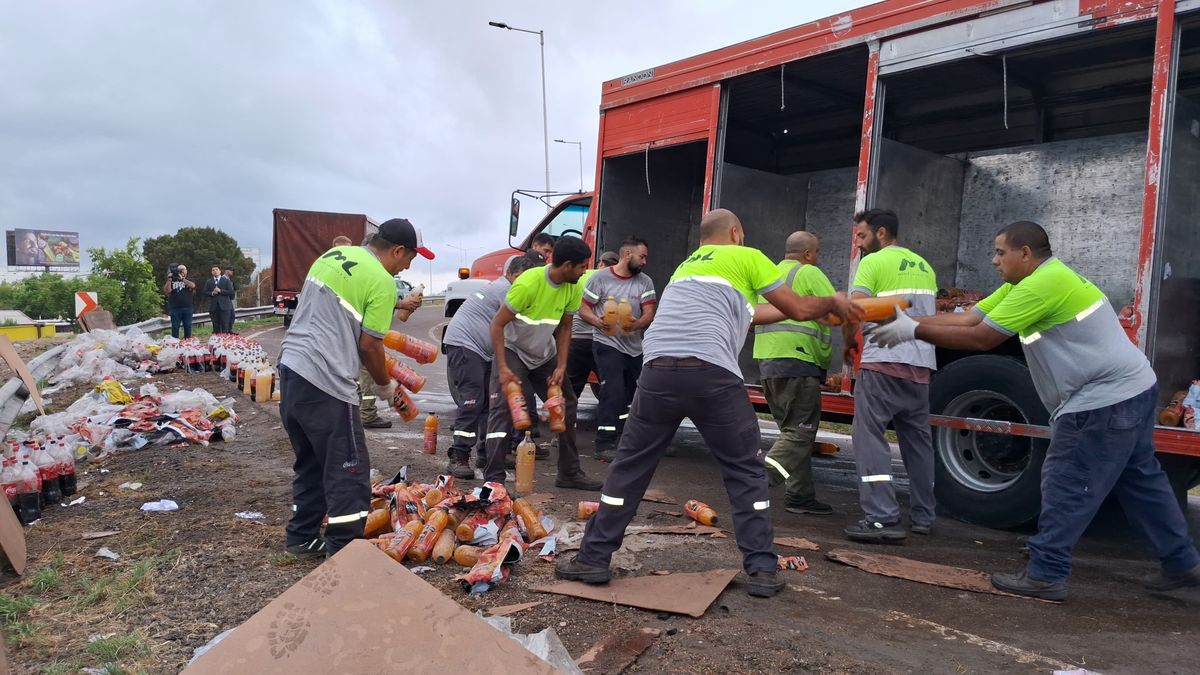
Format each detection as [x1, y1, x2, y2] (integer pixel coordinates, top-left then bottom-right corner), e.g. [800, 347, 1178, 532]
[6, 229, 81, 268]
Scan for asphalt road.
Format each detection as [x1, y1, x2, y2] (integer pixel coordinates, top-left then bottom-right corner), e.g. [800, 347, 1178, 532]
[252, 305, 1200, 673]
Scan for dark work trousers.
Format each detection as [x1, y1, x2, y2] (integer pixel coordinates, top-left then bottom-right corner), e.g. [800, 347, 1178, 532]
[567, 338, 595, 398]
[446, 345, 490, 461]
[577, 360, 776, 573]
[851, 368, 936, 527]
[169, 306, 193, 339]
[223, 308, 236, 333]
[280, 365, 372, 556]
[484, 349, 583, 483]
[1028, 384, 1200, 583]
[592, 342, 642, 451]
[762, 376, 822, 505]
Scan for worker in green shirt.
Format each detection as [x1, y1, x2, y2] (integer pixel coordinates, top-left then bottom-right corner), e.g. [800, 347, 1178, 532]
[868, 220, 1200, 601]
[753, 231, 835, 516]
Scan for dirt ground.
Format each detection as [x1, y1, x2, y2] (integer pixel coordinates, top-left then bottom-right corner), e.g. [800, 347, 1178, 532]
[2, 340, 1200, 673]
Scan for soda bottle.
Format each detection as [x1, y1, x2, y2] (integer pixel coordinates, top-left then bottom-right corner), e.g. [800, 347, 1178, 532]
[1159, 390, 1188, 426]
[545, 383, 566, 433]
[505, 380, 531, 430]
[431, 528, 457, 564]
[241, 365, 255, 396]
[824, 297, 910, 326]
[254, 369, 273, 403]
[53, 437, 77, 497]
[383, 330, 438, 364]
[684, 499, 719, 526]
[407, 508, 450, 563]
[616, 298, 633, 334]
[385, 356, 427, 393]
[391, 387, 420, 422]
[16, 454, 41, 524]
[395, 283, 425, 322]
[515, 432, 536, 494]
[512, 497, 548, 542]
[422, 413, 438, 455]
[577, 500, 599, 520]
[1, 459, 18, 511]
[30, 442, 62, 505]
[455, 511, 492, 542]
[384, 520, 424, 562]
[453, 544, 482, 567]
[602, 296, 619, 336]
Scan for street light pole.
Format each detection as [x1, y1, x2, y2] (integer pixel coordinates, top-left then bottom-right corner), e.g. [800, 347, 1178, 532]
[555, 139, 583, 191]
[489, 20, 550, 210]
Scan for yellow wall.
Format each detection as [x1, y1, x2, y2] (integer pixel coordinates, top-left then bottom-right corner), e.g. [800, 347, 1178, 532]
[0, 325, 57, 342]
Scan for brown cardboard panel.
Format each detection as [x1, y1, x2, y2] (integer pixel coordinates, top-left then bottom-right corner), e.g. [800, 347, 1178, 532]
[575, 627, 661, 673]
[826, 549, 1054, 602]
[0, 499, 26, 576]
[80, 309, 116, 332]
[640, 489, 676, 505]
[0, 335, 44, 416]
[532, 569, 739, 618]
[774, 537, 820, 551]
[627, 523, 722, 536]
[485, 601, 543, 617]
[183, 541, 557, 674]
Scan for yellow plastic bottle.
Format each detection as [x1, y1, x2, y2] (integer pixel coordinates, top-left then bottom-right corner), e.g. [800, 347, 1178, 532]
[515, 432, 536, 494]
[616, 298, 633, 334]
[602, 296, 619, 336]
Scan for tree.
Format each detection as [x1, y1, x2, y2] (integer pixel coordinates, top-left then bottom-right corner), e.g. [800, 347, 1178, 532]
[143, 227, 255, 310]
[12, 273, 72, 320]
[88, 238, 161, 324]
[238, 266, 272, 307]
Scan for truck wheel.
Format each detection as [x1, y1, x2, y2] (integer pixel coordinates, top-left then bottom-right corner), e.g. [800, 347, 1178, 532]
[931, 355, 1049, 529]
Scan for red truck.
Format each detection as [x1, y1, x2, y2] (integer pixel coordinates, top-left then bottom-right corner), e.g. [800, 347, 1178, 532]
[271, 209, 379, 326]
[475, 0, 1200, 528]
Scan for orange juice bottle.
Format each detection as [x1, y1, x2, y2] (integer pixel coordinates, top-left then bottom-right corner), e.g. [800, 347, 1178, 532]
[386, 356, 427, 393]
[616, 298, 633, 334]
[395, 283, 425, 321]
[505, 380, 531, 430]
[407, 508, 450, 562]
[602, 296, 619, 336]
[684, 499, 719, 526]
[383, 330, 438, 364]
[453, 544, 481, 567]
[431, 528, 457, 564]
[825, 297, 910, 326]
[384, 520, 424, 562]
[391, 387, 420, 422]
[545, 383, 566, 433]
[422, 413, 438, 455]
[577, 500, 600, 520]
[512, 497, 548, 542]
[515, 432, 536, 494]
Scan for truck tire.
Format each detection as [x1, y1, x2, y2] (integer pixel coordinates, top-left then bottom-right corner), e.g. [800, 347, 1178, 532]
[930, 355, 1048, 529]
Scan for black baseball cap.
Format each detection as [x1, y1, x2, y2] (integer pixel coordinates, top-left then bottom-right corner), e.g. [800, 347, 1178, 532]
[599, 250, 619, 265]
[377, 218, 435, 260]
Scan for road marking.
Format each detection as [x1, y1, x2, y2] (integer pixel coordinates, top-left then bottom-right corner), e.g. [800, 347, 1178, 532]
[883, 611, 1080, 671]
[788, 584, 841, 601]
[245, 324, 286, 340]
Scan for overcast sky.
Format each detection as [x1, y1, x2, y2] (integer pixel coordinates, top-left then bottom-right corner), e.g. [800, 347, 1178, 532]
[0, 0, 862, 292]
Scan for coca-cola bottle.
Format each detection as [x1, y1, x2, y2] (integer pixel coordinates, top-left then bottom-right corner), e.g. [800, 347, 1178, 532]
[16, 453, 41, 524]
[1, 459, 18, 512]
[29, 441, 62, 504]
[53, 436, 77, 497]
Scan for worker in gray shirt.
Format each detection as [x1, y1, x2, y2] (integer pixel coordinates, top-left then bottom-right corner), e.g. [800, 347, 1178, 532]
[578, 237, 656, 461]
[443, 252, 545, 478]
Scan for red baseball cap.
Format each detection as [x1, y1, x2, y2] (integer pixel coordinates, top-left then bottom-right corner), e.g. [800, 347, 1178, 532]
[378, 218, 435, 260]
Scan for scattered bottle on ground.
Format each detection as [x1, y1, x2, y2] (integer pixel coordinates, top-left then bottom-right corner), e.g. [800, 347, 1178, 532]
[577, 500, 600, 520]
[16, 454, 41, 524]
[515, 432, 536, 494]
[422, 413, 439, 455]
[512, 497, 548, 541]
[407, 508, 450, 562]
[684, 499, 719, 526]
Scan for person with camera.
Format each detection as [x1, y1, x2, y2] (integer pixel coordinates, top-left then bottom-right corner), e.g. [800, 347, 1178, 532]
[163, 263, 196, 338]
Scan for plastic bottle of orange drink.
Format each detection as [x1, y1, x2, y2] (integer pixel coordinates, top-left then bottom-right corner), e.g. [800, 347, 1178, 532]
[505, 380, 531, 430]
[386, 356, 427, 393]
[383, 330, 438, 364]
[616, 298, 633, 334]
[545, 383, 566, 433]
[422, 413, 438, 455]
[824, 297, 910, 326]
[684, 499, 719, 526]
[515, 432, 536, 494]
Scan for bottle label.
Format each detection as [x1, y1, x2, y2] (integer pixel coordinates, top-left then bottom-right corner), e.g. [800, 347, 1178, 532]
[2, 484, 15, 500]
[39, 465, 59, 481]
[544, 396, 564, 409]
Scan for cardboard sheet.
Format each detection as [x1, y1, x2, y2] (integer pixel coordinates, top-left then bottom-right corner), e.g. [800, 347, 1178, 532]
[826, 549, 1052, 602]
[575, 627, 660, 673]
[80, 308, 116, 332]
[532, 569, 739, 618]
[627, 523, 722, 536]
[0, 335, 44, 416]
[184, 541, 557, 673]
[0, 499, 26, 576]
[774, 537, 820, 551]
[485, 601, 543, 617]
[640, 489, 676, 505]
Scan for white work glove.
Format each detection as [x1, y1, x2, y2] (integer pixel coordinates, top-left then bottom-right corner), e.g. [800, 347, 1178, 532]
[865, 307, 918, 348]
[373, 380, 397, 405]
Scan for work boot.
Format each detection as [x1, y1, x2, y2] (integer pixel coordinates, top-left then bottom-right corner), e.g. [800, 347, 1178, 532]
[285, 537, 328, 559]
[1142, 563, 1200, 592]
[991, 570, 1066, 602]
[555, 472, 603, 491]
[555, 555, 611, 584]
[363, 418, 392, 429]
[910, 522, 933, 535]
[475, 452, 487, 469]
[844, 519, 906, 544]
[593, 447, 617, 462]
[745, 570, 786, 598]
[784, 498, 833, 516]
[447, 456, 475, 480]
[535, 442, 552, 460]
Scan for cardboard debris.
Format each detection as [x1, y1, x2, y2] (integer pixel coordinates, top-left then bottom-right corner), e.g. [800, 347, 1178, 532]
[0, 497, 27, 575]
[80, 531, 120, 540]
[774, 537, 820, 551]
[575, 627, 661, 673]
[80, 308, 116, 332]
[826, 549, 1054, 602]
[524, 493, 556, 507]
[627, 523, 722, 536]
[0, 334, 45, 416]
[184, 541, 557, 674]
[641, 489, 676, 505]
[486, 601, 544, 617]
[532, 569, 739, 618]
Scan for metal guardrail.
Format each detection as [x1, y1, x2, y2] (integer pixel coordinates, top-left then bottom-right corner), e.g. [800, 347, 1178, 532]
[128, 305, 276, 334]
[0, 343, 70, 436]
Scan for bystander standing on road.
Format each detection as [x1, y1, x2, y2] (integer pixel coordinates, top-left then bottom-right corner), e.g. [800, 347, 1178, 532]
[280, 218, 433, 557]
[556, 209, 858, 598]
[203, 265, 235, 333]
[222, 267, 237, 332]
[753, 231, 835, 516]
[868, 220, 1200, 601]
[163, 263, 196, 339]
[577, 237, 656, 461]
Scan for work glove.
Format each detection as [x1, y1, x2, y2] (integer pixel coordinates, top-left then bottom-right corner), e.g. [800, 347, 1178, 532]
[373, 380, 398, 405]
[865, 307, 918, 348]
